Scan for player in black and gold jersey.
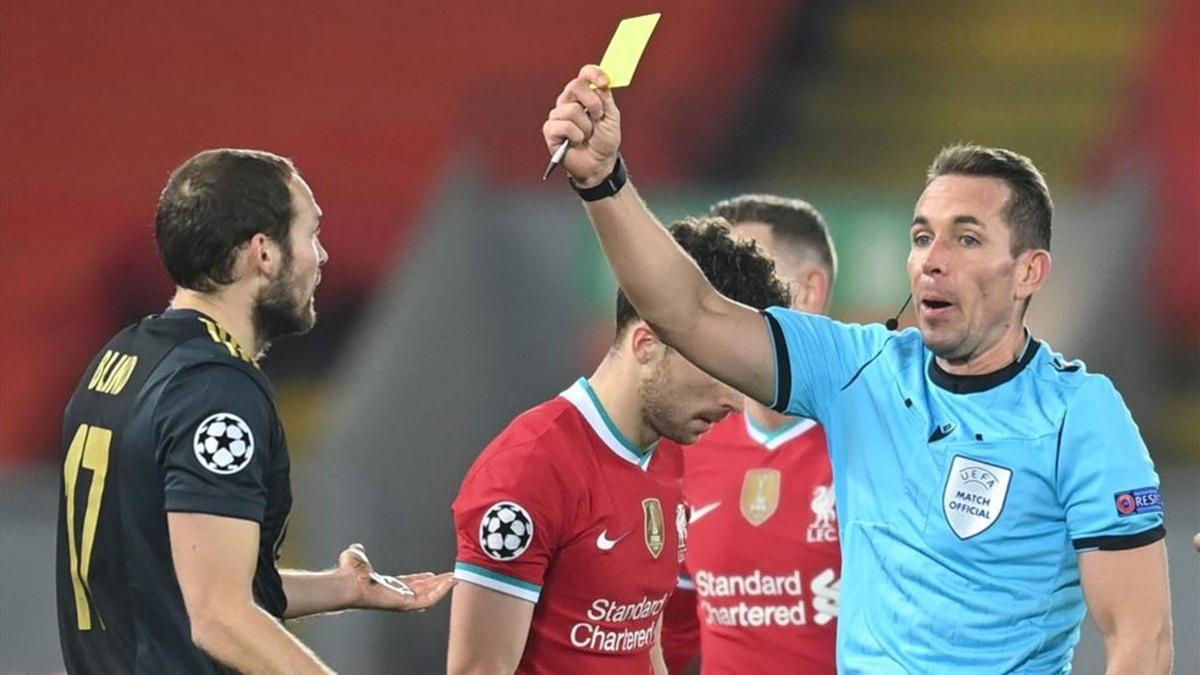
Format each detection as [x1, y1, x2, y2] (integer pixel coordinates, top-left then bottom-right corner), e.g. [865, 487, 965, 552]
[56, 149, 454, 674]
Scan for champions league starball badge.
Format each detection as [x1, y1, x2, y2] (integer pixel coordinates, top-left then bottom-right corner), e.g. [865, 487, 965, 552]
[479, 501, 534, 561]
[193, 412, 255, 475]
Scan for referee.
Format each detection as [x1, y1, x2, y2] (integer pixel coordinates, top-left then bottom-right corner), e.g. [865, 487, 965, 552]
[540, 65, 1173, 673]
[56, 149, 453, 674]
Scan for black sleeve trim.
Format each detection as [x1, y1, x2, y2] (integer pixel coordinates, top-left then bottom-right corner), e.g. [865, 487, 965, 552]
[164, 489, 266, 523]
[1073, 525, 1166, 551]
[762, 311, 791, 413]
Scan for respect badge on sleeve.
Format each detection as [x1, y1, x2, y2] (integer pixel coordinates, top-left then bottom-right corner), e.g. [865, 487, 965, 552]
[1113, 487, 1163, 517]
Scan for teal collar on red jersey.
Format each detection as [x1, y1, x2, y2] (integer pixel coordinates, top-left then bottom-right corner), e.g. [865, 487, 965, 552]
[743, 412, 817, 451]
[561, 378, 658, 471]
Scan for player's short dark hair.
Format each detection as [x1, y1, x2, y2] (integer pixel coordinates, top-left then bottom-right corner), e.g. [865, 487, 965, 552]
[614, 217, 792, 336]
[708, 194, 838, 283]
[156, 148, 297, 292]
[927, 144, 1053, 255]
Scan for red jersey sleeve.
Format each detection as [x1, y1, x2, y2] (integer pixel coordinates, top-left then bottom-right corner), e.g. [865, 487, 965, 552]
[452, 441, 571, 603]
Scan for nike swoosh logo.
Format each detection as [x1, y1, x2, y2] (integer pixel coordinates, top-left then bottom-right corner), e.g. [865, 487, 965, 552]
[596, 530, 629, 551]
[689, 502, 721, 525]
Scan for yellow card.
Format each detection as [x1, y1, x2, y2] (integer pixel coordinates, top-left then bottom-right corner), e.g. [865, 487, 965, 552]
[598, 13, 661, 88]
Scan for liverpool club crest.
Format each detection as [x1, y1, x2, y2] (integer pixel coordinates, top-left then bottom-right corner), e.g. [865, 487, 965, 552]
[806, 484, 838, 543]
[675, 503, 688, 562]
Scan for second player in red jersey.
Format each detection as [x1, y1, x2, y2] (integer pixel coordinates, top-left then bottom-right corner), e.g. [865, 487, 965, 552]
[448, 220, 792, 675]
[673, 414, 840, 673]
[453, 381, 688, 673]
[661, 195, 842, 674]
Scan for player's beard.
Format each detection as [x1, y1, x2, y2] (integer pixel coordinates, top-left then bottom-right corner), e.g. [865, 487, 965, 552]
[639, 351, 693, 444]
[252, 251, 316, 348]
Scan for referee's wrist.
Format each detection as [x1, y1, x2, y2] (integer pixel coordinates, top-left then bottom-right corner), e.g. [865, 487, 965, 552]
[570, 156, 627, 202]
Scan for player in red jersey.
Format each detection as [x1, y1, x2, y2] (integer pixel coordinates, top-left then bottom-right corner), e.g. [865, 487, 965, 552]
[448, 219, 791, 675]
[661, 195, 841, 674]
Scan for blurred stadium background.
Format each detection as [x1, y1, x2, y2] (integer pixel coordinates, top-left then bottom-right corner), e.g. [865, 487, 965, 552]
[2, 0, 1196, 672]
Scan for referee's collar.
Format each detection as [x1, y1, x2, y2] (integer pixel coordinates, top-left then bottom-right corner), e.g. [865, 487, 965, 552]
[928, 334, 1040, 395]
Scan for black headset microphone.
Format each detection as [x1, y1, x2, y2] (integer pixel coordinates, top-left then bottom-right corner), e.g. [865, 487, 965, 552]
[884, 294, 913, 331]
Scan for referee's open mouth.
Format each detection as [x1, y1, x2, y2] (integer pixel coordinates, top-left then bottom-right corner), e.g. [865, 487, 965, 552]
[919, 293, 954, 320]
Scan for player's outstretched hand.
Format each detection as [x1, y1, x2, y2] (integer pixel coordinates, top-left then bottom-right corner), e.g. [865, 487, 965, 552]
[543, 64, 621, 187]
[337, 543, 455, 612]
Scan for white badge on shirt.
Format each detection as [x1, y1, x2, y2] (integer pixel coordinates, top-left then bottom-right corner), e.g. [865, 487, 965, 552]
[193, 412, 256, 475]
[943, 455, 1012, 539]
[479, 501, 534, 561]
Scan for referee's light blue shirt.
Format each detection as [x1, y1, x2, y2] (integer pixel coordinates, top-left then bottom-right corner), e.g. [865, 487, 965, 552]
[763, 308, 1165, 674]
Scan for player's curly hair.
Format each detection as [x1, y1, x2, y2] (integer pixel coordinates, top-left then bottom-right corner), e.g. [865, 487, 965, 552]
[615, 217, 792, 336]
[156, 148, 297, 292]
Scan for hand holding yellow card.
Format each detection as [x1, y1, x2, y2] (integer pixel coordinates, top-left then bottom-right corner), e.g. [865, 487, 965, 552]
[542, 12, 661, 179]
[597, 13, 661, 89]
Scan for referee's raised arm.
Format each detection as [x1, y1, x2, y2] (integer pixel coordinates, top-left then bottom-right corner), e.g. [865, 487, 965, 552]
[543, 65, 779, 406]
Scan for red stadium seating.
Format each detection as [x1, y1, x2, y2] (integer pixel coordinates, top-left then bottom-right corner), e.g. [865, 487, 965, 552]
[0, 0, 795, 463]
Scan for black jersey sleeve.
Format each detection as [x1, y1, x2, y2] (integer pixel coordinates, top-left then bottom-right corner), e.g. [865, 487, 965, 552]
[155, 363, 277, 523]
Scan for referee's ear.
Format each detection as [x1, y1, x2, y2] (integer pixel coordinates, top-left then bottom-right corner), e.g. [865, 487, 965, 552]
[1014, 248, 1051, 303]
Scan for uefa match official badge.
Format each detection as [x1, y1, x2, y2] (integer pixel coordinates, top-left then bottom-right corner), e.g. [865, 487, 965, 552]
[740, 469, 781, 526]
[643, 498, 665, 558]
[943, 455, 1012, 539]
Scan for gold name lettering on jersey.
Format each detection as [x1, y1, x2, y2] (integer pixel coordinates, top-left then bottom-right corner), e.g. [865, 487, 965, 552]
[87, 350, 139, 396]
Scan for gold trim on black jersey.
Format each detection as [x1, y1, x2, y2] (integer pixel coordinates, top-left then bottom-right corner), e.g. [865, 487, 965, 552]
[197, 317, 257, 366]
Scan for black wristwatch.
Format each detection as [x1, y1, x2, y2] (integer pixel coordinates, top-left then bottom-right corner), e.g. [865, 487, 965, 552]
[569, 155, 628, 202]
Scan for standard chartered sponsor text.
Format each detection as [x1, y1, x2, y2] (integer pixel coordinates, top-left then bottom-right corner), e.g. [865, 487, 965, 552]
[694, 570, 830, 628]
[694, 569, 803, 597]
[569, 594, 669, 652]
[701, 598, 808, 627]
